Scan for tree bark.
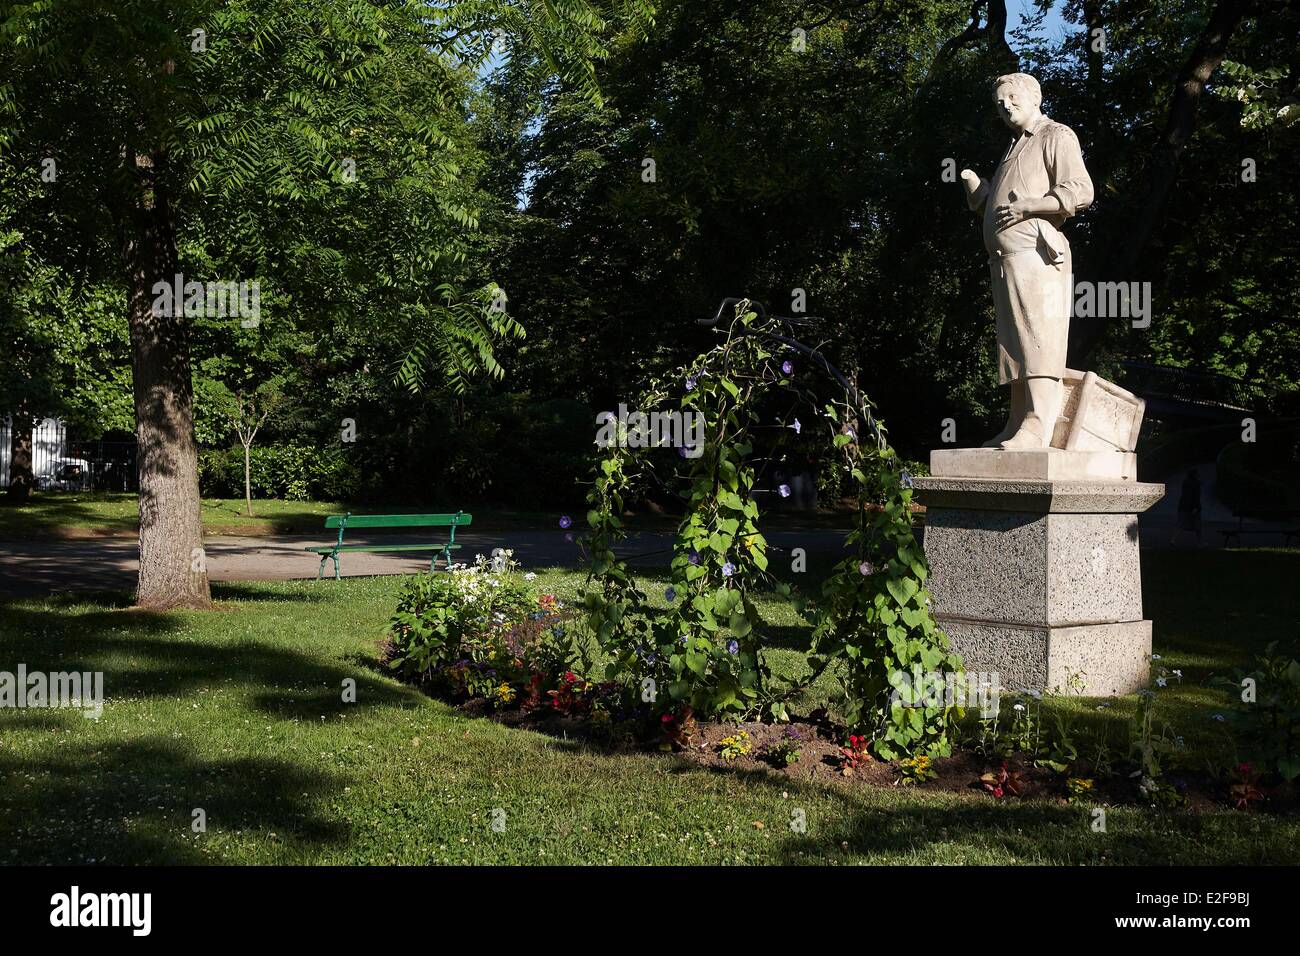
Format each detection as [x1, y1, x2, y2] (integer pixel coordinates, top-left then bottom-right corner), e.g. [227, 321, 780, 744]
[244, 441, 253, 517]
[6, 403, 35, 502]
[929, 0, 1018, 76]
[122, 151, 212, 610]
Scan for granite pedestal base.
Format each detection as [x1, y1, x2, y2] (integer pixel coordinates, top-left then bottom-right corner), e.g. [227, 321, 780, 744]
[913, 472, 1165, 696]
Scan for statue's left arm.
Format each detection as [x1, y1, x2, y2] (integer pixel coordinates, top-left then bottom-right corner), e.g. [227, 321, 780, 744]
[994, 124, 1094, 229]
[1044, 124, 1094, 217]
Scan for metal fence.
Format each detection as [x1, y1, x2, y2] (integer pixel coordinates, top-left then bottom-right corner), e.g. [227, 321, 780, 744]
[0, 417, 137, 491]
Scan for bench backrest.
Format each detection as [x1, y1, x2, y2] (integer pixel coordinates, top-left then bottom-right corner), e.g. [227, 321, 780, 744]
[324, 512, 472, 530]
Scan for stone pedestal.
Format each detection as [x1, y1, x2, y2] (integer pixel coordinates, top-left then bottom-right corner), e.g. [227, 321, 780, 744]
[913, 467, 1164, 696]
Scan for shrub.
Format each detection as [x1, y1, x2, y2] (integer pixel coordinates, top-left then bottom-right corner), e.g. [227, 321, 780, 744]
[1214, 641, 1300, 783]
[383, 553, 578, 707]
[198, 442, 361, 501]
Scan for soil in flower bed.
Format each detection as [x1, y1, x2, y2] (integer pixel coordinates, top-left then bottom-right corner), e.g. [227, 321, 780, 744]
[451, 696, 1297, 815]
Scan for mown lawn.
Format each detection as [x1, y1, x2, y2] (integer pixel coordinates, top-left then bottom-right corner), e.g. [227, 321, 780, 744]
[0, 549, 1296, 865]
[0, 492, 558, 538]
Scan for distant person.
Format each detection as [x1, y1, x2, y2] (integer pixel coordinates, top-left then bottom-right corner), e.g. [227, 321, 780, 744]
[1171, 468, 1203, 545]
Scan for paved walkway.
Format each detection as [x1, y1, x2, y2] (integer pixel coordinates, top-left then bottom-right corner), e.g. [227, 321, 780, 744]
[2, 475, 1291, 598]
[0, 529, 855, 598]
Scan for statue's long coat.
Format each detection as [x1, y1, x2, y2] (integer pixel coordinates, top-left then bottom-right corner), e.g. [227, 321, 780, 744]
[971, 115, 1094, 384]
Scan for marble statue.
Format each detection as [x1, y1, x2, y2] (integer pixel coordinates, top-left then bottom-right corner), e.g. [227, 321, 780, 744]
[960, 72, 1094, 449]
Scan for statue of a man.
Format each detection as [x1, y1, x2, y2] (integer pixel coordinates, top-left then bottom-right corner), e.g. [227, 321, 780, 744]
[960, 72, 1094, 449]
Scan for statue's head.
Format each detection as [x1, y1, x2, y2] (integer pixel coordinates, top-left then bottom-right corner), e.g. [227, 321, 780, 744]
[993, 73, 1042, 132]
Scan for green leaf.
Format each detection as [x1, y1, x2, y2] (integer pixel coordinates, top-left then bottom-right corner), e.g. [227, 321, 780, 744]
[886, 576, 919, 607]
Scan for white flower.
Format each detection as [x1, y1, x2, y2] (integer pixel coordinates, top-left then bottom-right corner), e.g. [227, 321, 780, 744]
[524, 573, 537, 582]
[1013, 703, 1024, 712]
[1156, 677, 1167, 688]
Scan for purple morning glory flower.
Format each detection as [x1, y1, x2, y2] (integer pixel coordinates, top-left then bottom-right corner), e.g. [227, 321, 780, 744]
[792, 418, 802, 435]
[778, 483, 791, 498]
[782, 360, 794, 375]
[559, 515, 572, 529]
[678, 446, 688, 458]
[726, 640, 739, 655]
[564, 532, 574, 543]
[859, 561, 874, 575]
[665, 587, 677, 602]
[900, 470, 913, 488]
[845, 426, 856, 440]
[686, 374, 698, 391]
[721, 562, 736, 577]
[688, 550, 701, 566]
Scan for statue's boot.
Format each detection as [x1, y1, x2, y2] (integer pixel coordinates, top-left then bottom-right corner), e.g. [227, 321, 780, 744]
[983, 380, 1028, 448]
[999, 417, 1048, 450]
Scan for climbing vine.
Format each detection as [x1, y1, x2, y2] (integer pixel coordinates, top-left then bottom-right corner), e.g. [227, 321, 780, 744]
[579, 304, 964, 757]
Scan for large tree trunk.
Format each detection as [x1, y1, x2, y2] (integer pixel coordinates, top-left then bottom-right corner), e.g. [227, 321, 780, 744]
[6, 403, 35, 502]
[122, 151, 212, 610]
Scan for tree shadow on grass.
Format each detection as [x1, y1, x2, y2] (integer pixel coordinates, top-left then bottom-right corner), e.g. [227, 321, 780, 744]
[209, 582, 336, 604]
[654, 757, 1300, 866]
[0, 603, 421, 718]
[0, 737, 347, 864]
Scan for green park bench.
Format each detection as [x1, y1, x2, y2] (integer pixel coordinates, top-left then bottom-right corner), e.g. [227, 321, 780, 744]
[306, 512, 472, 580]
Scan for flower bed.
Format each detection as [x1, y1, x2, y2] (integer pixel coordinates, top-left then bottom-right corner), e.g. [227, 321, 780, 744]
[382, 563, 1299, 815]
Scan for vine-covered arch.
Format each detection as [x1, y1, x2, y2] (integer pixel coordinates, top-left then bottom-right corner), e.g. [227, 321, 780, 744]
[579, 300, 963, 758]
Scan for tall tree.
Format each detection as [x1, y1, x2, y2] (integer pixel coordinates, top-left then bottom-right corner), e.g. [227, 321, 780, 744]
[0, 0, 652, 608]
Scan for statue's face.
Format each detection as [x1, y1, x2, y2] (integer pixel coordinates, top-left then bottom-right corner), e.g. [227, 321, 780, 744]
[994, 83, 1038, 132]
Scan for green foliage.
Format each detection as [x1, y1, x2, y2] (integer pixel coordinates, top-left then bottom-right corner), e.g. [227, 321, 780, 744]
[717, 731, 752, 760]
[807, 393, 963, 760]
[896, 754, 937, 786]
[1129, 660, 1189, 809]
[199, 443, 361, 501]
[763, 728, 803, 767]
[1214, 642, 1300, 783]
[580, 305, 962, 757]
[1212, 60, 1299, 130]
[385, 553, 577, 705]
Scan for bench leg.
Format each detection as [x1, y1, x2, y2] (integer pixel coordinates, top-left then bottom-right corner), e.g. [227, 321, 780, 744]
[317, 555, 328, 580]
[333, 554, 341, 581]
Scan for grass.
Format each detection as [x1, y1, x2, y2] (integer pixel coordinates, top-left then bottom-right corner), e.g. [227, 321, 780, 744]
[0, 491, 878, 540]
[0, 549, 1297, 865]
[0, 492, 560, 538]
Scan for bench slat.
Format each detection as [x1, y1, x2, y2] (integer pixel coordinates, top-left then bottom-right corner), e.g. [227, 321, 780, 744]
[305, 543, 463, 554]
[324, 513, 472, 529]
